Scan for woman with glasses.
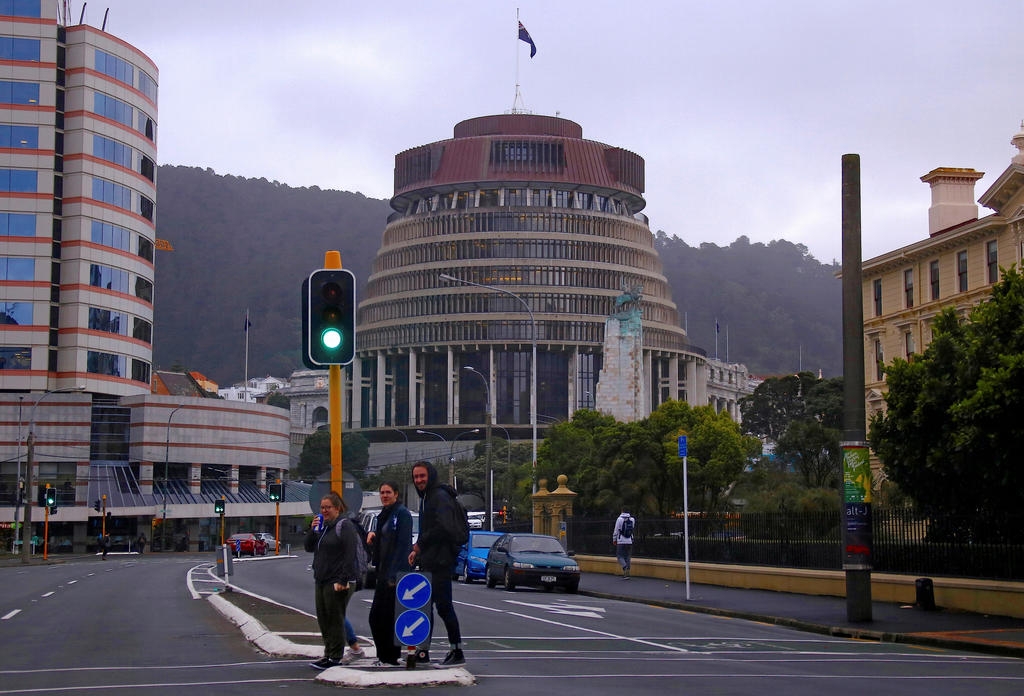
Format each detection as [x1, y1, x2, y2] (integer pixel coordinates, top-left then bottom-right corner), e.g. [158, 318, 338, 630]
[305, 491, 361, 670]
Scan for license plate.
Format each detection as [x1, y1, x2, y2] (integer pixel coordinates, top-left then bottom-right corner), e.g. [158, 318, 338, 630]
[540, 575, 557, 583]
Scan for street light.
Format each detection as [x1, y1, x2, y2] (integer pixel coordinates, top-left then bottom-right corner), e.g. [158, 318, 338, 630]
[464, 366, 493, 528]
[440, 273, 538, 493]
[22, 385, 85, 563]
[162, 403, 185, 553]
[390, 427, 409, 467]
[448, 428, 480, 490]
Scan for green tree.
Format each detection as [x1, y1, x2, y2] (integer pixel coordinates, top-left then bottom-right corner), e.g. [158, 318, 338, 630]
[774, 419, 841, 489]
[739, 372, 819, 441]
[869, 266, 1024, 530]
[265, 391, 290, 410]
[296, 430, 370, 481]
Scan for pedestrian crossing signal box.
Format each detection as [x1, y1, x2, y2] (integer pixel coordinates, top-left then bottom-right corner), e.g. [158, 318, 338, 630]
[214, 499, 225, 515]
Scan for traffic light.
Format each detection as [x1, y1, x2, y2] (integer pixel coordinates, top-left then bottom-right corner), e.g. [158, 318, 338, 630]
[93, 499, 101, 512]
[303, 268, 356, 367]
[44, 486, 57, 507]
[268, 482, 284, 502]
[214, 498, 225, 515]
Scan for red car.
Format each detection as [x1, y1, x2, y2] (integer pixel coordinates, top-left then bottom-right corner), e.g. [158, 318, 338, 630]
[228, 533, 268, 556]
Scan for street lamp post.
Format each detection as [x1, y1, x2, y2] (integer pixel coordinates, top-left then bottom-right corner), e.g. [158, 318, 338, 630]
[390, 427, 409, 468]
[22, 386, 85, 563]
[440, 273, 538, 493]
[162, 403, 185, 553]
[464, 366, 493, 528]
[448, 428, 480, 490]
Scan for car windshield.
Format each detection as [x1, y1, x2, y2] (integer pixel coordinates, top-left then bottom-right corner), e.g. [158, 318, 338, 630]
[510, 536, 564, 554]
[471, 535, 499, 549]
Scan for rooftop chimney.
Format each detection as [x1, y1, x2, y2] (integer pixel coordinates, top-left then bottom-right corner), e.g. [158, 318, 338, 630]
[920, 167, 984, 236]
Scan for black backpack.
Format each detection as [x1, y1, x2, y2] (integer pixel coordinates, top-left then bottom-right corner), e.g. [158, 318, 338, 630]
[621, 516, 634, 539]
[439, 484, 470, 547]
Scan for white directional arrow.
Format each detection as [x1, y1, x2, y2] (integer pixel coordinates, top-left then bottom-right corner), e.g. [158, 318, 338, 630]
[401, 614, 426, 639]
[504, 599, 606, 619]
[402, 579, 429, 603]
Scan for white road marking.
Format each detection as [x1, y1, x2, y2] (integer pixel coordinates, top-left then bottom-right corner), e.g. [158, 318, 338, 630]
[503, 599, 606, 618]
[2, 610, 20, 620]
[40, 592, 54, 598]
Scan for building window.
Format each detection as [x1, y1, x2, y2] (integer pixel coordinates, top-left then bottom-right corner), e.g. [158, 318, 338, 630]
[91, 177, 132, 211]
[0, 346, 31, 369]
[91, 220, 132, 252]
[0, 80, 40, 105]
[1, 125, 38, 148]
[89, 264, 129, 293]
[87, 350, 125, 377]
[957, 251, 968, 292]
[874, 339, 884, 381]
[929, 260, 939, 300]
[1, 212, 35, 236]
[1, 257, 35, 280]
[1, 1, 43, 19]
[130, 359, 150, 384]
[93, 93, 134, 128]
[132, 318, 152, 343]
[0, 169, 38, 192]
[0, 37, 41, 61]
[986, 240, 998, 284]
[904, 331, 915, 359]
[903, 269, 914, 308]
[1, 301, 31, 324]
[94, 49, 134, 87]
[134, 277, 153, 303]
[138, 71, 158, 103]
[93, 134, 133, 169]
[872, 278, 882, 316]
[88, 307, 127, 334]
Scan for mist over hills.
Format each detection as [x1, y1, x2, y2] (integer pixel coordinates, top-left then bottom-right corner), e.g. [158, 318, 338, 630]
[153, 166, 841, 385]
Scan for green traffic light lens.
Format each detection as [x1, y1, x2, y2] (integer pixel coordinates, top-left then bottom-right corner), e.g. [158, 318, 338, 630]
[321, 327, 343, 350]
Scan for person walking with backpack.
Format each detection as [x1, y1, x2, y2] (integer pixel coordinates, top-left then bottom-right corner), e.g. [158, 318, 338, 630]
[408, 460, 466, 667]
[367, 481, 413, 666]
[612, 507, 636, 579]
[305, 491, 361, 670]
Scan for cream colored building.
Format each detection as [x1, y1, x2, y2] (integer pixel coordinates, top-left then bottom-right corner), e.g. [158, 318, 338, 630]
[862, 124, 1024, 424]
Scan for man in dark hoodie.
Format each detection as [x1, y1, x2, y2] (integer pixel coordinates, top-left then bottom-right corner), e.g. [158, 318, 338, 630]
[408, 460, 465, 667]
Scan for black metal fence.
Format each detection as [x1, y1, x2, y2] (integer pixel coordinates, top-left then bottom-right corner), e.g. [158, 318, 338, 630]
[564, 509, 1024, 581]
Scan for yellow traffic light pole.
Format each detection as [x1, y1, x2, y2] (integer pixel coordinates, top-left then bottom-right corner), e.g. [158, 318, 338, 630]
[274, 478, 281, 555]
[324, 250, 344, 494]
[43, 484, 51, 560]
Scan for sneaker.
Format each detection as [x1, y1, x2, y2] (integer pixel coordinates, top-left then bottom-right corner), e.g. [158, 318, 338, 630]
[310, 656, 339, 670]
[340, 648, 365, 665]
[436, 649, 465, 667]
[372, 659, 400, 667]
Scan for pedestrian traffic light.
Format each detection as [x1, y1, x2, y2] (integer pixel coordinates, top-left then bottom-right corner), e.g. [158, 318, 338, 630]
[214, 498, 225, 515]
[268, 482, 283, 502]
[44, 486, 56, 507]
[303, 268, 356, 367]
[93, 499, 101, 512]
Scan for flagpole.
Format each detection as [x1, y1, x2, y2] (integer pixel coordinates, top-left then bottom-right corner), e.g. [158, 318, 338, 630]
[513, 8, 521, 112]
[244, 308, 250, 403]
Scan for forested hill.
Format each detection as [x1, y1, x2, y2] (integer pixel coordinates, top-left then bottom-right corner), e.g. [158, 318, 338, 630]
[152, 166, 842, 385]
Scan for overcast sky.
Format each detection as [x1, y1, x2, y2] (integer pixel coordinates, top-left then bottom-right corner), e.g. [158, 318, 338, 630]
[82, 0, 1022, 263]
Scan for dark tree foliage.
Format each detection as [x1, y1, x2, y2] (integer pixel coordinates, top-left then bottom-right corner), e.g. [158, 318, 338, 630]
[869, 267, 1024, 540]
[296, 430, 370, 481]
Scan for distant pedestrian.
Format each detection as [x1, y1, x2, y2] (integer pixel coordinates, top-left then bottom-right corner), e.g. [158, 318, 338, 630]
[100, 534, 111, 560]
[408, 461, 465, 667]
[305, 491, 361, 671]
[367, 481, 413, 666]
[612, 508, 635, 579]
[137, 533, 147, 555]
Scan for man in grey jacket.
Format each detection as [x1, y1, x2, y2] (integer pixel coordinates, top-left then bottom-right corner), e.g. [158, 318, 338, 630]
[612, 508, 636, 579]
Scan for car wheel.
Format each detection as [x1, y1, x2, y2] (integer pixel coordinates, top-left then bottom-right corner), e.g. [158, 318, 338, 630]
[504, 567, 516, 591]
[485, 570, 497, 588]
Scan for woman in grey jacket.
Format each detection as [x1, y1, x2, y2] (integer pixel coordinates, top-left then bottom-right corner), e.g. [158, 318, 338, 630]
[305, 491, 360, 669]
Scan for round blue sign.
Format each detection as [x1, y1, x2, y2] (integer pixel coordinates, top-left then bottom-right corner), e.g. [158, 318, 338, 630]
[396, 572, 432, 609]
[395, 609, 431, 647]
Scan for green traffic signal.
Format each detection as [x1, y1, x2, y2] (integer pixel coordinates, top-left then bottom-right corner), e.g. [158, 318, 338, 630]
[268, 482, 283, 502]
[44, 487, 56, 507]
[304, 269, 356, 366]
[214, 498, 225, 515]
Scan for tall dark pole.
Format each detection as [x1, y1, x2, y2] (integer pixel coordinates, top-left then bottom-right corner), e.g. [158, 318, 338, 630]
[465, 367, 493, 529]
[841, 154, 873, 622]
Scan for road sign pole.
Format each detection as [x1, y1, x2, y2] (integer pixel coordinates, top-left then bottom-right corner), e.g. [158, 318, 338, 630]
[679, 435, 691, 600]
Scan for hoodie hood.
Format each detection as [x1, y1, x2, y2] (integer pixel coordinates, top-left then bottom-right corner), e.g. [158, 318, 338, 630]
[414, 460, 439, 498]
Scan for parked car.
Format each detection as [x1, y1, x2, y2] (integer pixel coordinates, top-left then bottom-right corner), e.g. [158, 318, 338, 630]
[485, 532, 580, 593]
[454, 530, 503, 583]
[467, 511, 486, 530]
[227, 533, 268, 556]
[255, 532, 278, 550]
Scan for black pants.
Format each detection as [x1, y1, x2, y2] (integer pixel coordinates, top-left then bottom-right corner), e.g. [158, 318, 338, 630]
[369, 581, 400, 664]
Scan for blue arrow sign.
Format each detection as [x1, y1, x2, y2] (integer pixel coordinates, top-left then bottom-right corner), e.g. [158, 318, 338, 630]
[395, 609, 431, 647]
[678, 435, 688, 458]
[396, 572, 431, 609]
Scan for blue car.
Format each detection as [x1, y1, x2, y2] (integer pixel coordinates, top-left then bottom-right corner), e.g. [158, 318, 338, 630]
[454, 530, 503, 583]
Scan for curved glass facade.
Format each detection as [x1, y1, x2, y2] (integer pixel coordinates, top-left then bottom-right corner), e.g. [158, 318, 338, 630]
[349, 114, 707, 435]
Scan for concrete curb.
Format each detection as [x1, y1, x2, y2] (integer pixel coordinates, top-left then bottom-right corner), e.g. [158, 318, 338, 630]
[208, 593, 321, 658]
